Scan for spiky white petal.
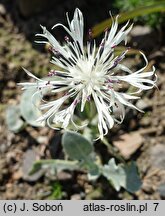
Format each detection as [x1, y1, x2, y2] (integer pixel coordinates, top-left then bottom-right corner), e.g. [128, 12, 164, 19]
[19, 8, 156, 139]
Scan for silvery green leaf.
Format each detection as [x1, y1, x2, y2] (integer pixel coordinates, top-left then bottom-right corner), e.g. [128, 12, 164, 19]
[124, 161, 142, 193]
[6, 105, 24, 133]
[62, 131, 93, 161]
[20, 89, 44, 127]
[30, 159, 79, 175]
[87, 162, 100, 181]
[102, 158, 126, 191]
[102, 159, 141, 192]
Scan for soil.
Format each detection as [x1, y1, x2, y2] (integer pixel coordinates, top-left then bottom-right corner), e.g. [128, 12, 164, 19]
[0, 0, 165, 200]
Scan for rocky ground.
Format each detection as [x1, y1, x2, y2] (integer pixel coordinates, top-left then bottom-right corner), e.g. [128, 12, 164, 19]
[0, 0, 165, 200]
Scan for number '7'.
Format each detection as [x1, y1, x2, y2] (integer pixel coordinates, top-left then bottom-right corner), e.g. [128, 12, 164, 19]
[153, 203, 159, 211]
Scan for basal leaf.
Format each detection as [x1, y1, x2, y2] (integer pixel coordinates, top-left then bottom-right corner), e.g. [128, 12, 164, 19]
[20, 89, 44, 127]
[62, 131, 93, 161]
[6, 105, 24, 133]
[124, 161, 142, 193]
[29, 159, 79, 175]
[102, 158, 126, 191]
[102, 159, 142, 192]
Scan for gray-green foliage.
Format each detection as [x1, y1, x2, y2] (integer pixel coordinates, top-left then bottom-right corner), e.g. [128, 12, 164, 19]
[20, 88, 44, 127]
[6, 105, 24, 133]
[62, 131, 100, 180]
[30, 131, 141, 193]
[62, 131, 94, 161]
[6, 86, 141, 192]
[30, 159, 79, 175]
[102, 158, 141, 192]
[102, 158, 126, 191]
[6, 88, 44, 132]
[124, 161, 142, 193]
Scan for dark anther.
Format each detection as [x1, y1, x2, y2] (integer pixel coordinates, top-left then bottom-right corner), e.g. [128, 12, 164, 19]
[87, 95, 91, 101]
[52, 49, 61, 59]
[88, 29, 94, 55]
[73, 99, 78, 105]
[111, 45, 116, 49]
[46, 81, 50, 85]
[88, 29, 93, 40]
[64, 36, 69, 42]
[48, 70, 56, 76]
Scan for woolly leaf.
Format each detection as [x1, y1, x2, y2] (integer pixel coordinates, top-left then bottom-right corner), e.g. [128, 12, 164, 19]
[102, 158, 126, 191]
[6, 105, 24, 133]
[124, 161, 142, 193]
[30, 159, 79, 175]
[62, 131, 93, 161]
[102, 159, 141, 192]
[20, 89, 44, 127]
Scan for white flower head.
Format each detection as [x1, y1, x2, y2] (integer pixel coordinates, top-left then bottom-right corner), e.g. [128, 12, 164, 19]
[19, 8, 156, 139]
